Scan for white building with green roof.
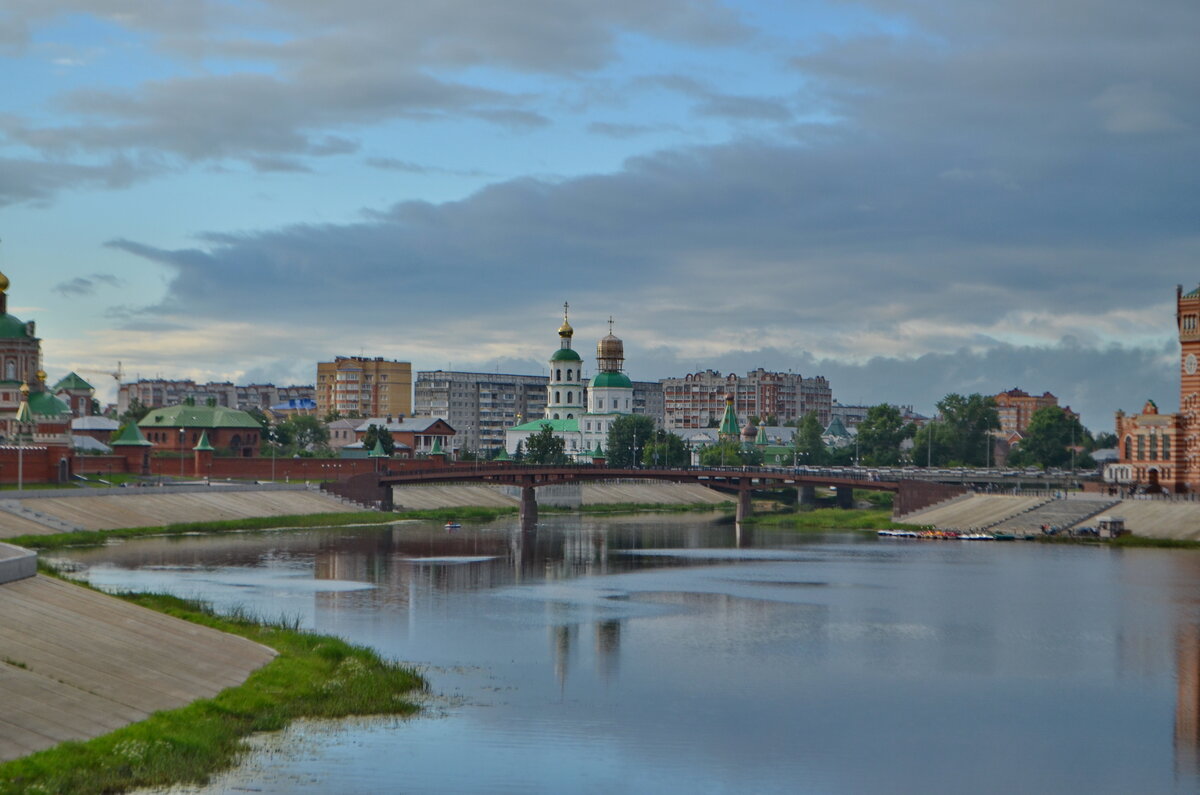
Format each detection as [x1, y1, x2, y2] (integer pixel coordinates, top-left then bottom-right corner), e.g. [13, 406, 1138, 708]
[505, 308, 636, 460]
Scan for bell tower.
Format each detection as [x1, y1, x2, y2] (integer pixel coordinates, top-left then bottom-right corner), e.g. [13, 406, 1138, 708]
[1177, 285, 1200, 487]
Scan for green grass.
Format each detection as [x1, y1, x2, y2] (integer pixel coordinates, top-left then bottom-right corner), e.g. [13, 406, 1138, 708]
[0, 592, 425, 795]
[578, 501, 735, 514]
[6, 506, 520, 551]
[745, 507, 919, 531]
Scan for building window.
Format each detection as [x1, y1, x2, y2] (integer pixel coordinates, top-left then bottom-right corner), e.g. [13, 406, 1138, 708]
[555, 391, 561, 403]
[567, 369, 573, 381]
[612, 399, 618, 409]
[567, 391, 573, 403]
[1164, 435, 1171, 460]
[1124, 436, 1132, 460]
[1137, 435, 1145, 461]
[556, 369, 562, 381]
[1149, 434, 1157, 460]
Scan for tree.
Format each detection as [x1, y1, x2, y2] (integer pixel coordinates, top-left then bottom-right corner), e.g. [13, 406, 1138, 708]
[699, 440, 763, 467]
[245, 406, 270, 431]
[937, 393, 1000, 466]
[642, 429, 690, 467]
[120, 398, 151, 424]
[324, 410, 344, 423]
[524, 423, 569, 465]
[606, 414, 656, 468]
[855, 404, 915, 466]
[1009, 406, 1093, 469]
[361, 424, 396, 456]
[514, 440, 525, 462]
[791, 411, 826, 466]
[282, 414, 329, 451]
[1092, 431, 1118, 450]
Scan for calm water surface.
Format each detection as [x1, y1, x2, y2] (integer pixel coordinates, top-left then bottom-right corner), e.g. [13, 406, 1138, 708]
[53, 514, 1200, 794]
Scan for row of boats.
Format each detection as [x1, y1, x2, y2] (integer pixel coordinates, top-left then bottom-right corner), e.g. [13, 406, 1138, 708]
[877, 529, 1017, 541]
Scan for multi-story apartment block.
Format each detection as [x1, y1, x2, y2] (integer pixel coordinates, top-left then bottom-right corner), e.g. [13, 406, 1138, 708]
[631, 380, 665, 428]
[661, 369, 832, 430]
[994, 388, 1076, 439]
[414, 370, 547, 454]
[118, 379, 314, 414]
[316, 356, 411, 420]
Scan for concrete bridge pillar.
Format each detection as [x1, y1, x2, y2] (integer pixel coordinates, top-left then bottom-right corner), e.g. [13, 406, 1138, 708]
[797, 485, 816, 507]
[519, 485, 538, 531]
[836, 486, 854, 509]
[735, 487, 753, 523]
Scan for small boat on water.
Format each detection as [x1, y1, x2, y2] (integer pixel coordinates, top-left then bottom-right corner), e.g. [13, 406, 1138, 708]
[444, 521, 462, 530]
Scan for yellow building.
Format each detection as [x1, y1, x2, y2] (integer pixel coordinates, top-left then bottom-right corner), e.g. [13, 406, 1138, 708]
[316, 356, 411, 419]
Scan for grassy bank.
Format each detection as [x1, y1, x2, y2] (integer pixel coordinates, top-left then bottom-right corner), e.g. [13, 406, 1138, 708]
[578, 501, 735, 515]
[745, 507, 919, 531]
[0, 592, 425, 795]
[6, 506, 519, 551]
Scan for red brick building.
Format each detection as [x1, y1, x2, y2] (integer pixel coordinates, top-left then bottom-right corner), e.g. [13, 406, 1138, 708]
[1112, 284, 1200, 492]
[138, 401, 263, 457]
[994, 387, 1076, 441]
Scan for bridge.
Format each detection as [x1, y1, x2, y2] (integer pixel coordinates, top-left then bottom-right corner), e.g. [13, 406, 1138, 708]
[328, 464, 921, 529]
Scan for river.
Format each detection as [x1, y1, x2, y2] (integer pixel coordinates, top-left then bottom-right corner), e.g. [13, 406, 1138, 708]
[50, 513, 1200, 794]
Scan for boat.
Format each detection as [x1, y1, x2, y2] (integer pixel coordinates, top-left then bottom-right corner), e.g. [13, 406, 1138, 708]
[444, 521, 462, 530]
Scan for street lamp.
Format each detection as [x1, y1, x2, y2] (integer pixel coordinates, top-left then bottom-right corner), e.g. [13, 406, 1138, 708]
[179, 428, 185, 478]
[269, 427, 277, 481]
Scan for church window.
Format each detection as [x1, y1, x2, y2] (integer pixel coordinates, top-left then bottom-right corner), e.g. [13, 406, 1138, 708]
[586, 421, 591, 431]
[1164, 435, 1171, 460]
[567, 369, 573, 380]
[1137, 436, 1145, 461]
[556, 369, 562, 381]
[567, 391, 573, 403]
[554, 413, 560, 420]
[555, 391, 561, 403]
[612, 399, 618, 409]
[4, 361, 12, 380]
[625, 399, 629, 409]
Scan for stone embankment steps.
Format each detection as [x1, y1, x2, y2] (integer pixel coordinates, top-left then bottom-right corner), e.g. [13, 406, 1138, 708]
[894, 492, 973, 523]
[390, 481, 730, 511]
[0, 574, 275, 762]
[989, 497, 1120, 535]
[0, 501, 83, 534]
[1097, 500, 1200, 541]
[0, 489, 356, 538]
[900, 495, 1049, 531]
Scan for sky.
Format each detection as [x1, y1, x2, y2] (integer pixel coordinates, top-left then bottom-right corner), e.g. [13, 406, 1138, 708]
[1, 0, 1197, 431]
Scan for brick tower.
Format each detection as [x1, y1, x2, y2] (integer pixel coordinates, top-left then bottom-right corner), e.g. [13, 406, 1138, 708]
[1177, 285, 1200, 488]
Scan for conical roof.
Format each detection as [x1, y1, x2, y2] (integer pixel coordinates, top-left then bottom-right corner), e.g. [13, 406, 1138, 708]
[494, 448, 511, 461]
[368, 438, 389, 458]
[430, 437, 444, 455]
[824, 416, 851, 437]
[193, 430, 214, 452]
[111, 422, 153, 447]
[718, 394, 740, 438]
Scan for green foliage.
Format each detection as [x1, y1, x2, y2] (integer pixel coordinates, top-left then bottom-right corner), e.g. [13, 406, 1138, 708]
[855, 404, 915, 466]
[0, 592, 424, 795]
[1008, 406, 1093, 469]
[524, 423, 569, 465]
[792, 411, 827, 465]
[606, 414, 656, 468]
[699, 440, 763, 467]
[641, 428, 690, 467]
[1092, 431, 1118, 450]
[244, 407, 270, 431]
[360, 424, 395, 456]
[747, 508, 915, 530]
[119, 398, 152, 425]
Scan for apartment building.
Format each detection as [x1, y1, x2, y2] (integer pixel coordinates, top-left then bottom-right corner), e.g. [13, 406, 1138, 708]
[994, 387, 1076, 439]
[414, 370, 547, 454]
[316, 356, 411, 419]
[661, 368, 832, 430]
[631, 380, 665, 428]
[118, 379, 315, 414]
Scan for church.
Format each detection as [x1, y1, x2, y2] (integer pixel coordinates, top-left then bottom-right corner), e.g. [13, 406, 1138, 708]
[504, 304, 635, 460]
[1112, 284, 1200, 492]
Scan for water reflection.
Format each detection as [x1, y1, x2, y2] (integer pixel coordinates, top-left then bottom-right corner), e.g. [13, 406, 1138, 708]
[48, 516, 1200, 794]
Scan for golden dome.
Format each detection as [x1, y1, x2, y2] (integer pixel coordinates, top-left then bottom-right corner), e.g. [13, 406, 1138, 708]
[597, 333, 623, 359]
[558, 301, 573, 338]
[0, 271, 8, 293]
[36, 369, 46, 382]
[19, 381, 29, 395]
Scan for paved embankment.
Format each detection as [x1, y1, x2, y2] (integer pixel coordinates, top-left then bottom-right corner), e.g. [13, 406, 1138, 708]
[391, 481, 730, 511]
[0, 486, 356, 537]
[899, 492, 1200, 540]
[0, 575, 275, 763]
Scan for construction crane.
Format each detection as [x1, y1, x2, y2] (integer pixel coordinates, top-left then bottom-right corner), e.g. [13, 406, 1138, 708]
[76, 362, 125, 384]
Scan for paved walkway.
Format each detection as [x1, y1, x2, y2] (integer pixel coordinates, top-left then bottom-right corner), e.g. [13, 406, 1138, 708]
[0, 575, 275, 762]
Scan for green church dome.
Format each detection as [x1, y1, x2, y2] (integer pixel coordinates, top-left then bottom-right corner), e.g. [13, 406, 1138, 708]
[0, 313, 30, 339]
[551, 347, 582, 362]
[590, 371, 632, 389]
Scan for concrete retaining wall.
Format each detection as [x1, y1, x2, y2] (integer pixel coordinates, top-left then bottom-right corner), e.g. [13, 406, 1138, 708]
[0, 542, 36, 584]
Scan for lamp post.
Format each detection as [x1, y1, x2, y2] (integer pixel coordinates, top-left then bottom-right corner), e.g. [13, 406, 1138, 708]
[179, 428, 185, 478]
[270, 428, 277, 481]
